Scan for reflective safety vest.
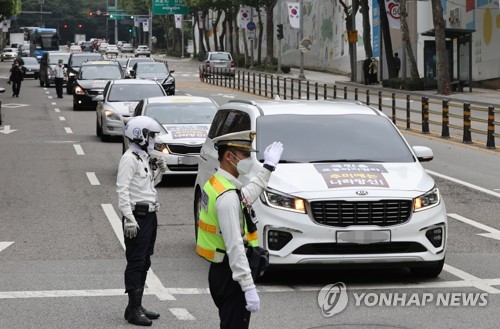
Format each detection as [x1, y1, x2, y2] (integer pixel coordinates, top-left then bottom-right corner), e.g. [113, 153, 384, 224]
[196, 172, 259, 263]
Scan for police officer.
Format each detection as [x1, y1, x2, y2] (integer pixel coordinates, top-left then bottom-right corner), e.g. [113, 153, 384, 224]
[54, 59, 66, 98]
[117, 116, 167, 326]
[196, 130, 283, 329]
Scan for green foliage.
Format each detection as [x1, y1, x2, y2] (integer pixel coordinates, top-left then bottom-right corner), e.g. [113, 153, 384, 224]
[0, 0, 21, 17]
[382, 77, 425, 91]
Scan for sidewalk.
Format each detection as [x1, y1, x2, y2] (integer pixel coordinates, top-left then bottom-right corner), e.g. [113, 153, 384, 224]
[281, 67, 500, 108]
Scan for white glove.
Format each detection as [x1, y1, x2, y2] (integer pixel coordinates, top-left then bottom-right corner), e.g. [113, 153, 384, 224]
[155, 157, 167, 173]
[123, 216, 139, 239]
[244, 287, 260, 312]
[263, 141, 284, 167]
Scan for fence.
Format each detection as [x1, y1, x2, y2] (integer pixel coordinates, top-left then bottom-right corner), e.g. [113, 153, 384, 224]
[201, 68, 498, 150]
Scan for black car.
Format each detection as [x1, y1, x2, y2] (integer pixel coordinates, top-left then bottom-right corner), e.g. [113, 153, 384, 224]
[73, 60, 123, 111]
[80, 42, 94, 52]
[66, 52, 104, 94]
[130, 62, 175, 96]
[21, 57, 40, 79]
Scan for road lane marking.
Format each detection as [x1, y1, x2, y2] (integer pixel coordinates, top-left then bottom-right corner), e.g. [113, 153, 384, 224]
[54, 108, 60, 112]
[59, 116, 65, 121]
[52, 102, 56, 105]
[448, 213, 500, 242]
[45, 91, 50, 94]
[426, 170, 500, 198]
[64, 127, 73, 134]
[86, 172, 100, 185]
[44, 88, 47, 90]
[48, 96, 53, 99]
[169, 308, 196, 320]
[73, 144, 84, 155]
[443, 264, 500, 294]
[0, 242, 14, 253]
[101, 204, 176, 301]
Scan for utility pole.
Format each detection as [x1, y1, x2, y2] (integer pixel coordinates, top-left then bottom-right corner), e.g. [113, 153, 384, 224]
[298, 0, 306, 80]
[250, 7, 254, 69]
[114, 0, 118, 44]
[39, 0, 44, 27]
[352, 0, 357, 82]
[148, 9, 153, 51]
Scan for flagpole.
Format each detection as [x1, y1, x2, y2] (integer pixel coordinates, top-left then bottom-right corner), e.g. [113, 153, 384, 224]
[298, 0, 306, 80]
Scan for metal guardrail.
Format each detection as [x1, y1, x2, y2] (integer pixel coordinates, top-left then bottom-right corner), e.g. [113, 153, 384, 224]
[201, 68, 498, 150]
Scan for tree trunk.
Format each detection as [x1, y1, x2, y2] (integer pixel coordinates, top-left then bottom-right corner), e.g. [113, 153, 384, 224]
[376, 0, 396, 78]
[359, 0, 373, 58]
[198, 13, 206, 55]
[400, 0, 419, 79]
[192, 18, 198, 56]
[219, 13, 227, 52]
[257, 9, 264, 65]
[265, 1, 277, 66]
[338, 0, 354, 81]
[233, 7, 241, 57]
[431, 0, 450, 94]
[213, 10, 222, 51]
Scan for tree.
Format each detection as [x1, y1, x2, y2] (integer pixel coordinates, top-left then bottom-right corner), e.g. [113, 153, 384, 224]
[431, 0, 450, 94]
[359, 0, 373, 59]
[337, 0, 354, 81]
[0, 0, 21, 48]
[400, 0, 419, 79]
[376, 0, 398, 78]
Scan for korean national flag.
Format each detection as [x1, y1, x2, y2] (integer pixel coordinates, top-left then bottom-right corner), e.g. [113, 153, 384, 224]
[238, 6, 251, 28]
[287, 2, 300, 29]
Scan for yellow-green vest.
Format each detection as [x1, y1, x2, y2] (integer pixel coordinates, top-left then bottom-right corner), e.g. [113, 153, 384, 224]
[196, 172, 259, 263]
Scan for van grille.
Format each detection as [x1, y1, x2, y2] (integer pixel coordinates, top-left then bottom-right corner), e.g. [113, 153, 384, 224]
[310, 200, 412, 227]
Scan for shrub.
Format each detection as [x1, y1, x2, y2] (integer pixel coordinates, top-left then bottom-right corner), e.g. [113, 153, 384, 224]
[382, 77, 425, 91]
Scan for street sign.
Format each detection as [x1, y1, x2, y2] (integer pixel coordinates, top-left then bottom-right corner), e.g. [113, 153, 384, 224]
[247, 29, 255, 40]
[349, 30, 358, 43]
[109, 12, 127, 20]
[246, 21, 255, 31]
[108, 6, 116, 11]
[153, 0, 189, 15]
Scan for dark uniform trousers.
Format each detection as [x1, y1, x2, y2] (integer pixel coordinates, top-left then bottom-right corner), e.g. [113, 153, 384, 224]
[124, 210, 158, 292]
[209, 257, 251, 329]
[55, 77, 64, 98]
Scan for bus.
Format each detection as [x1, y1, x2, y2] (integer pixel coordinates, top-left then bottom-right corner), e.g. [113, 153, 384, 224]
[20, 27, 60, 60]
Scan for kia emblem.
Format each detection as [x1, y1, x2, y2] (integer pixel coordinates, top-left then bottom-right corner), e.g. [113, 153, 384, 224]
[356, 190, 368, 195]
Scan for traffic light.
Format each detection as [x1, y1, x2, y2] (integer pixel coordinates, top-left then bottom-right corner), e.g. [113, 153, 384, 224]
[130, 15, 134, 19]
[63, 24, 68, 28]
[277, 24, 284, 40]
[78, 24, 83, 28]
[89, 11, 93, 16]
[109, 13, 114, 18]
[128, 28, 132, 33]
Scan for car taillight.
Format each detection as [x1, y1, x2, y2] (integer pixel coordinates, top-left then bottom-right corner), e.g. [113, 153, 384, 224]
[231, 61, 235, 68]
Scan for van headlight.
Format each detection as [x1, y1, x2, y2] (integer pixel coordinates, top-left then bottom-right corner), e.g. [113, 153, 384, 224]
[261, 190, 306, 213]
[104, 109, 121, 121]
[154, 143, 171, 154]
[413, 188, 440, 212]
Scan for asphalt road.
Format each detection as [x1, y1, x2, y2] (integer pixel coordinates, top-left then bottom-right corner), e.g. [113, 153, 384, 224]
[0, 56, 500, 329]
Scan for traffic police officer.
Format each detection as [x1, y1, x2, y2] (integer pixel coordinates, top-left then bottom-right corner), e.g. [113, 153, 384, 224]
[196, 130, 283, 328]
[117, 116, 167, 326]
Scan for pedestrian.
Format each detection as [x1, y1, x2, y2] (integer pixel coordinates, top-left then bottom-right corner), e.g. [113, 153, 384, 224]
[196, 130, 283, 329]
[394, 52, 401, 77]
[363, 57, 371, 85]
[9, 59, 25, 97]
[369, 57, 378, 84]
[54, 59, 66, 98]
[116, 116, 167, 326]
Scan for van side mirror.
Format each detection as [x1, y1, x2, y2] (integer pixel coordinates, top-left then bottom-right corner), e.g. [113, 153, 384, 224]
[412, 146, 433, 162]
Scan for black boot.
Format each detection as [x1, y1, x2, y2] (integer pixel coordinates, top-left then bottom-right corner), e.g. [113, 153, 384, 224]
[125, 288, 160, 320]
[125, 289, 152, 326]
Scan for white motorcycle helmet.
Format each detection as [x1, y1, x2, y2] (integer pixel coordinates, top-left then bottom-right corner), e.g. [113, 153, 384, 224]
[124, 116, 162, 149]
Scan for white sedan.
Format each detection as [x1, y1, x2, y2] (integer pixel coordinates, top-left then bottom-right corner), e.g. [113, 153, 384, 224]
[194, 99, 447, 277]
[123, 96, 218, 175]
[96, 79, 166, 142]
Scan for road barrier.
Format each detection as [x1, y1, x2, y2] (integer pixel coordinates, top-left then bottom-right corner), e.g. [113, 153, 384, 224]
[201, 68, 498, 150]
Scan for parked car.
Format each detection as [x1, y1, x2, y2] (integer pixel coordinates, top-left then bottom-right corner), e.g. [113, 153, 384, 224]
[73, 60, 123, 111]
[199, 51, 235, 78]
[134, 45, 151, 57]
[193, 99, 447, 277]
[21, 57, 40, 79]
[121, 43, 134, 53]
[122, 96, 218, 174]
[1, 48, 18, 61]
[124, 57, 155, 78]
[66, 52, 105, 94]
[105, 45, 119, 56]
[39, 51, 70, 87]
[117, 41, 125, 50]
[99, 43, 109, 53]
[96, 79, 166, 141]
[130, 62, 175, 95]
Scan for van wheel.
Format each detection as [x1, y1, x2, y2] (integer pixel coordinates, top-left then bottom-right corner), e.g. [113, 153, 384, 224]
[410, 258, 445, 278]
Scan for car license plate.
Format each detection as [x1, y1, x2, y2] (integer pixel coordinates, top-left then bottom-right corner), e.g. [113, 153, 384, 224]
[178, 156, 198, 166]
[336, 230, 391, 244]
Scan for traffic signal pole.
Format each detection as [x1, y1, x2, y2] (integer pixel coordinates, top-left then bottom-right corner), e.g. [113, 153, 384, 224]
[114, 0, 118, 43]
[277, 0, 283, 74]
